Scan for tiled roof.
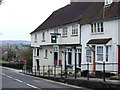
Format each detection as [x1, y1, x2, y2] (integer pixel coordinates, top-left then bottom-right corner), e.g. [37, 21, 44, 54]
[80, 2, 120, 24]
[31, 2, 120, 34]
[31, 2, 92, 34]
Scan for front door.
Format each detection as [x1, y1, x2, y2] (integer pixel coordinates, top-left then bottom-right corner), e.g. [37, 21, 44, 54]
[78, 53, 81, 67]
[36, 59, 39, 71]
[54, 52, 58, 65]
[68, 52, 72, 65]
[118, 46, 120, 74]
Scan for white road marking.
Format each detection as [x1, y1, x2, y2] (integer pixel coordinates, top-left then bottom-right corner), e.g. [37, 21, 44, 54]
[7, 76, 12, 79]
[15, 79, 23, 83]
[26, 84, 38, 89]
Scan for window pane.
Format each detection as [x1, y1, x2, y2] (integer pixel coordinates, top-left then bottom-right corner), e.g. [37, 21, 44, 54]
[97, 46, 103, 61]
[101, 23, 103, 32]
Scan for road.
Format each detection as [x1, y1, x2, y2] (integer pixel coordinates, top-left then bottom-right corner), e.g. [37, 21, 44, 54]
[1, 67, 86, 90]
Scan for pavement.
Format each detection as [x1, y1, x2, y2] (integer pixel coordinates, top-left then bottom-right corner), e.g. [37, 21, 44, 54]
[1, 66, 88, 90]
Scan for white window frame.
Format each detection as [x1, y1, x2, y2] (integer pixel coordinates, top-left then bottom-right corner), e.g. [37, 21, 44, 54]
[62, 27, 68, 37]
[37, 48, 40, 56]
[66, 48, 72, 65]
[72, 24, 78, 36]
[34, 48, 36, 56]
[96, 45, 104, 62]
[54, 29, 58, 33]
[86, 48, 92, 63]
[75, 49, 82, 67]
[34, 34, 37, 43]
[44, 49, 48, 58]
[42, 32, 45, 41]
[106, 46, 109, 62]
[91, 22, 104, 34]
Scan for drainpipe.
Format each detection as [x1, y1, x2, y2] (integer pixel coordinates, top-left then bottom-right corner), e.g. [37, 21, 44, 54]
[79, 24, 81, 45]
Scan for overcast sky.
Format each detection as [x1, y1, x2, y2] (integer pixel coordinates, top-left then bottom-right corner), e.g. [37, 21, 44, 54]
[0, 0, 70, 41]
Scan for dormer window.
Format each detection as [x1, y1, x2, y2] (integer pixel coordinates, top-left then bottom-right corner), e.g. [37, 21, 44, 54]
[105, 0, 113, 6]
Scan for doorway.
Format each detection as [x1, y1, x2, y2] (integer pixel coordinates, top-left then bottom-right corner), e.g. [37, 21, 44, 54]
[54, 52, 58, 65]
[36, 59, 39, 71]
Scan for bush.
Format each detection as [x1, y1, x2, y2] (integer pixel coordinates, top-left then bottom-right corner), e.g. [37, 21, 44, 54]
[2, 63, 24, 69]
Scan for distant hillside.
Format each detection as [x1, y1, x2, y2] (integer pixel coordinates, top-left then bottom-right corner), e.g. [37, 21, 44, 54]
[1, 40, 30, 46]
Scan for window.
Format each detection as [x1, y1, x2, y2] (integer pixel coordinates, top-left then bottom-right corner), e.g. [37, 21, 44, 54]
[33, 48, 40, 56]
[45, 49, 48, 58]
[34, 48, 36, 56]
[106, 46, 109, 61]
[97, 46, 103, 61]
[37, 48, 39, 56]
[91, 22, 104, 33]
[75, 49, 82, 67]
[86, 49, 92, 62]
[105, 0, 113, 6]
[62, 27, 67, 37]
[72, 24, 78, 36]
[67, 49, 72, 65]
[54, 29, 58, 33]
[34, 34, 37, 43]
[42, 32, 45, 41]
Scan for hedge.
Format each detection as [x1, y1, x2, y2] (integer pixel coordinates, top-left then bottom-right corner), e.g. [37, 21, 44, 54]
[1, 63, 24, 69]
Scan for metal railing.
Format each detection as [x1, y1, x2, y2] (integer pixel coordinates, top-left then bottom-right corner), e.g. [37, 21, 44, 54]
[22, 62, 120, 82]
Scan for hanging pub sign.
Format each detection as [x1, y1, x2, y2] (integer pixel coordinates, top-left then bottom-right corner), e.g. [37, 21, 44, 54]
[51, 36, 57, 43]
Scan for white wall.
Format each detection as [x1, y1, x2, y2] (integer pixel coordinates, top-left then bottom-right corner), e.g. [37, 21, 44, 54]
[81, 19, 119, 72]
[31, 22, 80, 47]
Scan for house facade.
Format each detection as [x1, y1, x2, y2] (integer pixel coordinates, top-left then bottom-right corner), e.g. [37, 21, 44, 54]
[31, 1, 120, 74]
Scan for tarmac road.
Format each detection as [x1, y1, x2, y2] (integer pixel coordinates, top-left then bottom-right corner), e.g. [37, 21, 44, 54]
[1, 66, 87, 90]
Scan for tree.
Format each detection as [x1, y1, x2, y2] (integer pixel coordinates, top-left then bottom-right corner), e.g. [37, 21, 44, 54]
[0, 0, 2, 5]
[21, 47, 32, 66]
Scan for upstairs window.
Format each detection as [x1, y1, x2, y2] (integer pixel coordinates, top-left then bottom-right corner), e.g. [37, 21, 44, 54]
[91, 22, 104, 34]
[42, 32, 45, 42]
[34, 34, 37, 43]
[72, 24, 78, 36]
[54, 29, 58, 33]
[62, 27, 68, 37]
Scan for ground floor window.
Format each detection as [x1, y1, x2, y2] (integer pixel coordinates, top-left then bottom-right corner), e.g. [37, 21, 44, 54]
[86, 48, 92, 63]
[44, 49, 48, 58]
[97, 46, 103, 61]
[75, 49, 82, 67]
[106, 46, 109, 62]
[67, 49, 72, 65]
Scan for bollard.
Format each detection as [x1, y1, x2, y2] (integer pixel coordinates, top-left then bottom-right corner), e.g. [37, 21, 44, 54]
[43, 66, 45, 76]
[54, 65, 56, 78]
[35, 66, 36, 75]
[61, 65, 62, 78]
[39, 66, 40, 76]
[87, 63, 89, 80]
[48, 65, 50, 77]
